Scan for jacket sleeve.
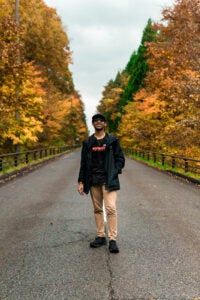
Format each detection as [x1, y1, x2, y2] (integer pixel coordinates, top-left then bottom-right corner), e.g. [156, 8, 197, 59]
[113, 139, 125, 173]
[78, 141, 87, 183]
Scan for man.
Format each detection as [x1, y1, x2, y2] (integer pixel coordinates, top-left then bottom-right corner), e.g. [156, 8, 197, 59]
[77, 113, 125, 253]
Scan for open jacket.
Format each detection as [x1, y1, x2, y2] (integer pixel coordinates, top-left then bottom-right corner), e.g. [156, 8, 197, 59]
[78, 133, 125, 194]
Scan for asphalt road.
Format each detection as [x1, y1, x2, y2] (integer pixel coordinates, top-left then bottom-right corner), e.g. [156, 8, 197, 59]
[0, 150, 200, 300]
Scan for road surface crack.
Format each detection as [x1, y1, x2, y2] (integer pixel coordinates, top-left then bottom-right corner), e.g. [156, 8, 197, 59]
[106, 251, 115, 300]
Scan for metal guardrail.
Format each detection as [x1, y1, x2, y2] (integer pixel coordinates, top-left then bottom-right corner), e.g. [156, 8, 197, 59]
[124, 148, 200, 176]
[0, 145, 79, 173]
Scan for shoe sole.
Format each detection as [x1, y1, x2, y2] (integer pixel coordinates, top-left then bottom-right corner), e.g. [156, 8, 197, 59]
[109, 249, 119, 253]
[90, 241, 107, 248]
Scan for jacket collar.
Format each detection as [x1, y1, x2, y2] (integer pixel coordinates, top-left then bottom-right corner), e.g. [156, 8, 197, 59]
[88, 133, 117, 148]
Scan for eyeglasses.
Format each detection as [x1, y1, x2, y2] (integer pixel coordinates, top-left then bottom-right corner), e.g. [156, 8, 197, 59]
[93, 119, 105, 123]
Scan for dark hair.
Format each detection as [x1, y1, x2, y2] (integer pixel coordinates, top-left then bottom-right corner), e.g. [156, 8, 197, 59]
[92, 113, 106, 122]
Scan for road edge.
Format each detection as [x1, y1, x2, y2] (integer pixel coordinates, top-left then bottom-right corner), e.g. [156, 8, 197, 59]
[0, 151, 74, 186]
[127, 155, 200, 187]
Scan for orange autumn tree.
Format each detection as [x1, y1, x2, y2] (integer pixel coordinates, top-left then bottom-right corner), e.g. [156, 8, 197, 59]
[0, 0, 88, 152]
[19, 0, 74, 94]
[97, 72, 129, 132]
[0, 0, 74, 94]
[118, 91, 163, 149]
[119, 0, 200, 157]
[40, 89, 87, 146]
[59, 93, 88, 145]
[0, 17, 44, 152]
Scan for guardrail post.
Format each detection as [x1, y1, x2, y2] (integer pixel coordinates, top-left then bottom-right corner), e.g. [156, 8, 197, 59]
[184, 159, 188, 172]
[147, 152, 150, 160]
[34, 151, 37, 160]
[162, 154, 165, 166]
[0, 158, 3, 171]
[14, 154, 18, 167]
[153, 153, 156, 163]
[172, 157, 175, 168]
[25, 153, 29, 164]
[40, 150, 43, 159]
[45, 149, 47, 157]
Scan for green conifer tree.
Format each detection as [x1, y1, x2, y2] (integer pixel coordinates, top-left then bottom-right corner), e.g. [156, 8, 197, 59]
[120, 19, 156, 107]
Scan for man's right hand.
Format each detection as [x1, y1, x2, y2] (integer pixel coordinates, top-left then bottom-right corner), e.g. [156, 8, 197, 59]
[78, 182, 84, 195]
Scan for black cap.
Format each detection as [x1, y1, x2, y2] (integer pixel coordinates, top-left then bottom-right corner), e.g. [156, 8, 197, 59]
[92, 113, 106, 122]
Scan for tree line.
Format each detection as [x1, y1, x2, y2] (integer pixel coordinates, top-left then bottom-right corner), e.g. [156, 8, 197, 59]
[0, 0, 88, 154]
[97, 0, 200, 159]
[1, 0, 199, 158]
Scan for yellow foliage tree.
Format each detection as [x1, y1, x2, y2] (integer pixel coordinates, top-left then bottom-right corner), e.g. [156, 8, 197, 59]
[0, 17, 45, 152]
[0, 0, 88, 152]
[119, 0, 200, 157]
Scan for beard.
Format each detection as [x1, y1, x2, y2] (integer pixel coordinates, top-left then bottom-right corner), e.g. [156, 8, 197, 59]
[95, 126, 104, 132]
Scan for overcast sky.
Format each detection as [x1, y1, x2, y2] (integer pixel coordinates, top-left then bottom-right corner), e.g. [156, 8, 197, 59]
[44, 0, 174, 133]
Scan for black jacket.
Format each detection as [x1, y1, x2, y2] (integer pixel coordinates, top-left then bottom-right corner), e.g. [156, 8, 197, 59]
[78, 133, 125, 194]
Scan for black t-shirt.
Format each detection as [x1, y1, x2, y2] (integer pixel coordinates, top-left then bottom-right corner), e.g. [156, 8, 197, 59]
[91, 137, 106, 185]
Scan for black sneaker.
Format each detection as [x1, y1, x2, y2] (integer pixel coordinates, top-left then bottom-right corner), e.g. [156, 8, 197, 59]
[90, 237, 107, 248]
[109, 240, 119, 253]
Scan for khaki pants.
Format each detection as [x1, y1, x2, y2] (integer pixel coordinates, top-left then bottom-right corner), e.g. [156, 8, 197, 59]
[90, 184, 117, 241]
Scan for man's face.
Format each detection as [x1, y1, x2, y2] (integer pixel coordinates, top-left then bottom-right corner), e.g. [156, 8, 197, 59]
[92, 118, 106, 131]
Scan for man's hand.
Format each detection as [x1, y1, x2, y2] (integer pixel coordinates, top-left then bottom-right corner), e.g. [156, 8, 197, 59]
[78, 182, 84, 195]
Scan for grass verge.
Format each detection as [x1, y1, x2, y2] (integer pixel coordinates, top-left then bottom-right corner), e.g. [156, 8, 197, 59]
[0, 150, 71, 183]
[128, 153, 200, 183]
